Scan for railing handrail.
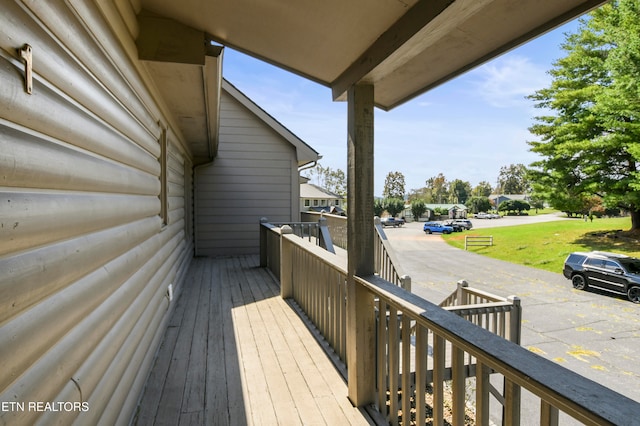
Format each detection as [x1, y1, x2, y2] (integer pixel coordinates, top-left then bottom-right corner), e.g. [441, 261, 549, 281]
[283, 231, 347, 273]
[354, 273, 639, 425]
[261, 218, 335, 254]
[440, 280, 514, 306]
[442, 300, 515, 313]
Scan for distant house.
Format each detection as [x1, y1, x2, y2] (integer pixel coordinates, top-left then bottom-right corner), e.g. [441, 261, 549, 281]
[300, 180, 345, 215]
[490, 194, 530, 208]
[403, 203, 468, 221]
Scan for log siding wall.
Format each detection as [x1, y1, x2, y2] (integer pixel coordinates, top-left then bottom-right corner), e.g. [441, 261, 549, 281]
[0, 1, 193, 424]
[195, 90, 297, 256]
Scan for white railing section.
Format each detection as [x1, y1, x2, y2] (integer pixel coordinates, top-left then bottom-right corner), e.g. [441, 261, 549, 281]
[301, 211, 347, 250]
[260, 217, 335, 256]
[259, 221, 282, 279]
[374, 217, 411, 291]
[259, 222, 640, 426]
[440, 280, 521, 344]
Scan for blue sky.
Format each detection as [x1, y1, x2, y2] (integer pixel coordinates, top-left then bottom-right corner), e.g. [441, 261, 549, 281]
[221, 18, 582, 196]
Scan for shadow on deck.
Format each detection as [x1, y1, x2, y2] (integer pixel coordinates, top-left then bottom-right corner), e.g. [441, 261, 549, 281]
[133, 255, 373, 425]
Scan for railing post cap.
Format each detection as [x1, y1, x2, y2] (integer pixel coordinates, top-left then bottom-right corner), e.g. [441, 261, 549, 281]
[280, 224, 293, 234]
[457, 279, 469, 287]
[507, 295, 521, 304]
[374, 216, 381, 225]
[260, 217, 269, 223]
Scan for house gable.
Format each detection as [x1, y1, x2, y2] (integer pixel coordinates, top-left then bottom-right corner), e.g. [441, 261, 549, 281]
[195, 85, 314, 256]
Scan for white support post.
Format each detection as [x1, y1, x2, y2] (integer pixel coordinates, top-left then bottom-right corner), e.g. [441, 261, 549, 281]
[259, 217, 269, 267]
[346, 82, 376, 407]
[508, 296, 522, 345]
[400, 275, 411, 292]
[280, 225, 293, 299]
[457, 279, 469, 305]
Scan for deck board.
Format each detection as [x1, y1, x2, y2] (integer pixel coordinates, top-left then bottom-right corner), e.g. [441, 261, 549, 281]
[134, 255, 372, 426]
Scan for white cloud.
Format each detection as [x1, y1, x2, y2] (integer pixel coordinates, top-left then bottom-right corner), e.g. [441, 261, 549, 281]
[471, 55, 550, 108]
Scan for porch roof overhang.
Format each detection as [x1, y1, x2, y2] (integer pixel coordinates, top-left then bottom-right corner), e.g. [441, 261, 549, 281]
[135, 0, 608, 159]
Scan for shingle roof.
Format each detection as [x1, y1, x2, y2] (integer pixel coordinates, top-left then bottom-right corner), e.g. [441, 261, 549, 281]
[300, 183, 342, 199]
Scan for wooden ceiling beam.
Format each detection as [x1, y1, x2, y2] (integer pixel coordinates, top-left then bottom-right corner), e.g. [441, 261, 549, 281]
[330, 0, 454, 102]
[136, 10, 222, 64]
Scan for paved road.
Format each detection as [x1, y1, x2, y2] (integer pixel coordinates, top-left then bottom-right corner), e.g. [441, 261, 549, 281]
[383, 217, 640, 422]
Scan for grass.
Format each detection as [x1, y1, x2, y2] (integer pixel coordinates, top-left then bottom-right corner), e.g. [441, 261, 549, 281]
[443, 217, 640, 273]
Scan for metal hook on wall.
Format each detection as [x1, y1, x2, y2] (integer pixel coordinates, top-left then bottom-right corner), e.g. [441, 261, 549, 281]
[18, 44, 33, 94]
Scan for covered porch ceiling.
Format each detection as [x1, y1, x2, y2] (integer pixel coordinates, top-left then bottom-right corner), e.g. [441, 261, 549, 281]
[135, 0, 608, 160]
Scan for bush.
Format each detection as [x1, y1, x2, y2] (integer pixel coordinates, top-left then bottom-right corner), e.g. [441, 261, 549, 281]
[411, 200, 427, 221]
[498, 199, 530, 215]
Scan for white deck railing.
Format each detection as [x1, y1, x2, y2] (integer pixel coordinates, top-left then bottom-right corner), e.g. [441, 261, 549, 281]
[259, 221, 640, 425]
[440, 280, 521, 344]
[373, 218, 411, 291]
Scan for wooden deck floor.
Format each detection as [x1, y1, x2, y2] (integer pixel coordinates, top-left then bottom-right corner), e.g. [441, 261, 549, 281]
[134, 255, 373, 426]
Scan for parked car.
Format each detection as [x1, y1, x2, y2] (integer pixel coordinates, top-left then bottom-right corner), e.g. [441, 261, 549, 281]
[380, 217, 405, 227]
[474, 212, 501, 219]
[423, 222, 454, 234]
[452, 219, 473, 230]
[563, 251, 640, 303]
[442, 220, 463, 232]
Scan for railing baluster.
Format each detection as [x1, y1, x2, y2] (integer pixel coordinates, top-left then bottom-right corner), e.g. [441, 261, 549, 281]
[504, 377, 521, 426]
[432, 334, 445, 426]
[401, 314, 411, 425]
[415, 325, 427, 425]
[388, 306, 399, 426]
[540, 400, 559, 426]
[377, 299, 388, 416]
[451, 345, 466, 425]
[476, 360, 490, 425]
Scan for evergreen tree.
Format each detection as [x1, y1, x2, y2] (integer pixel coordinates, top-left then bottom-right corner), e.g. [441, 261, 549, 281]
[528, 0, 640, 229]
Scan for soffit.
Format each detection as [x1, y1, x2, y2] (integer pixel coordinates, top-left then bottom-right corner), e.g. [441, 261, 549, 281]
[139, 0, 607, 110]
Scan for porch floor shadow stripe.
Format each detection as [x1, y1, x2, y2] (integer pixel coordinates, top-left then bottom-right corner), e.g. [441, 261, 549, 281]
[134, 255, 373, 426]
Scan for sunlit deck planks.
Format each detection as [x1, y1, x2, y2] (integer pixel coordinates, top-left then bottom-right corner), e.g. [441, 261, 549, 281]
[134, 255, 372, 426]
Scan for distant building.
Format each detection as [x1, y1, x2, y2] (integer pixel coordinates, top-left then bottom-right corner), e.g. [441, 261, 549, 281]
[300, 180, 345, 215]
[403, 203, 468, 221]
[490, 194, 530, 207]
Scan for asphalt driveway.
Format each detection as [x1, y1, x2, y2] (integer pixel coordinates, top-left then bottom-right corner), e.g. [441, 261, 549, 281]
[383, 218, 640, 417]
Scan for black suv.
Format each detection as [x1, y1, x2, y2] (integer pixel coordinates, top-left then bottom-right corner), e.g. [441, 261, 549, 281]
[563, 251, 640, 303]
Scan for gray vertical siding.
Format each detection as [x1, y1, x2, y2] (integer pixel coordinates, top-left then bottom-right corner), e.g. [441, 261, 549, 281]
[0, 1, 192, 424]
[195, 90, 296, 256]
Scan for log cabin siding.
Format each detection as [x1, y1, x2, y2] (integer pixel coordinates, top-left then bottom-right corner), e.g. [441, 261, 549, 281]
[195, 90, 297, 256]
[0, 1, 193, 424]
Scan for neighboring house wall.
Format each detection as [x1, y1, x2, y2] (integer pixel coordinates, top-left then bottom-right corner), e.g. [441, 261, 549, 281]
[0, 2, 192, 425]
[299, 183, 343, 212]
[195, 89, 298, 256]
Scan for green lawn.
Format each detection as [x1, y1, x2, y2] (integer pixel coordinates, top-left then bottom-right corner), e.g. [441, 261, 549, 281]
[443, 217, 639, 273]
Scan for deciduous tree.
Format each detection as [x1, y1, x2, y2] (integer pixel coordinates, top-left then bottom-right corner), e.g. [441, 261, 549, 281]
[497, 164, 530, 194]
[466, 196, 492, 214]
[473, 181, 493, 197]
[410, 200, 427, 221]
[383, 171, 406, 200]
[384, 198, 406, 218]
[425, 173, 449, 204]
[449, 179, 472, 204]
